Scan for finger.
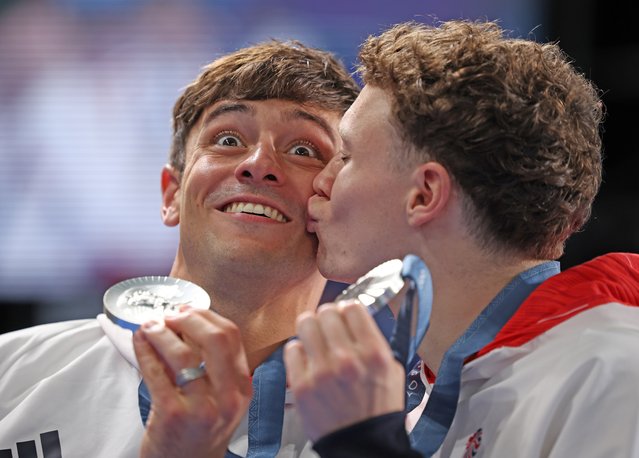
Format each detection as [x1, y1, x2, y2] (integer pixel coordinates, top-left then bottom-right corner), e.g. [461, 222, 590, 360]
[283, 339, 308, 389]
[339, 303, 404, 395]
[174, 316, 201, 368]
[178, 304, 193, 312]
[295, 311, 330, 362]
[316, 303, 356, 349]
[133, 329, 184, 408]
[165, 310, 251, 398]
[339, 301, 390, 349]
[139, 320, 208, 395]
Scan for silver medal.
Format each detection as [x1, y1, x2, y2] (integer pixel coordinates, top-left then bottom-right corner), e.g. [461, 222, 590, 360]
[335, 259, 406, 313]
[335, 255, 433, 370]
[103, 276, 210, 331]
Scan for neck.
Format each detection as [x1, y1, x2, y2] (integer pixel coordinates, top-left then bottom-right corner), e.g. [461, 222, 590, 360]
[415, 242, 542, 375]
[169, 252, 326, 372]
[217, 274, 326, 372]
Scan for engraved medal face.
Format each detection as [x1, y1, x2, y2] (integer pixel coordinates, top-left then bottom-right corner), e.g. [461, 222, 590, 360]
[103, 276, 211, 331]
[335, 259, 405, 312]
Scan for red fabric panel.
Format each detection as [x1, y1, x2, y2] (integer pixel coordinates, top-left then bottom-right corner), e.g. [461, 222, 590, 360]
[474, 252, 639, 359]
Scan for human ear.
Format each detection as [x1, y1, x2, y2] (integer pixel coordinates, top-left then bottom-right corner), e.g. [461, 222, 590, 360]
[161, 164, 181, 227]
[406, 162, 452, 227]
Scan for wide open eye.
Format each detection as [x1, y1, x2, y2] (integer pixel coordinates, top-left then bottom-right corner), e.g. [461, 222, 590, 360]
[215, 132, 244, 147]
[287, 141, 319, 159]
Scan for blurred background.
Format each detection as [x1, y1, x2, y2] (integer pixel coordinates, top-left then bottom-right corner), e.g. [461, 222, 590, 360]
[1, 0, 637, 333]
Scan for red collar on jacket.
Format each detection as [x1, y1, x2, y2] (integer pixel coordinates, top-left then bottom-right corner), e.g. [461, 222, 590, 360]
[471, 252, 639, 360]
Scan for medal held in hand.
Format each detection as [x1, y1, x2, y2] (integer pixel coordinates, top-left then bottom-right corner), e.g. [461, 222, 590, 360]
[336, 254, 433, 371]
[103, 276, 210, 331]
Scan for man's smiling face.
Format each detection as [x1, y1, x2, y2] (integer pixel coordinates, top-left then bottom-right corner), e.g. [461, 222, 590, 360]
[163, 98, 342, 283]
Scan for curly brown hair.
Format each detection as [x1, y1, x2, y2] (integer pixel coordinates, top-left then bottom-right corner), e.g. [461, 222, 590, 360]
[169, 40, 360, 173]
[358, 20, 604, 260]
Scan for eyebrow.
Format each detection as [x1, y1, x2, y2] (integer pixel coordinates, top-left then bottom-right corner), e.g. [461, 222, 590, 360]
[201, 102, 255, 128]
[200, 103, 335, 144]
[282, 108, 335, 143]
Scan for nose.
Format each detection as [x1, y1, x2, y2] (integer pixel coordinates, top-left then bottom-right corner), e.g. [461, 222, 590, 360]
[312, 155, 340, 198]
[235, 144, 284, 185]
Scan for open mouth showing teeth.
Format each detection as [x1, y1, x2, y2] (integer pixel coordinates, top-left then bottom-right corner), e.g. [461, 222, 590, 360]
[223, 202, 288, 223]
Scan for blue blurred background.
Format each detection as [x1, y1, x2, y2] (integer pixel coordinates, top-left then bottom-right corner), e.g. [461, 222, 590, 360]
[1, 0, 637, 332]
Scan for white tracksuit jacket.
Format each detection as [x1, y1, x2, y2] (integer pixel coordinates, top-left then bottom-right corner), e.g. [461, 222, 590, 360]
[0, 315, 316, 458]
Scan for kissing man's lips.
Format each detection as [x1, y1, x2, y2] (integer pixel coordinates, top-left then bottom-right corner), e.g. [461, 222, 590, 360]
[306, 218, 318, 234]
[306, 194, 325, 233]
[306, 194, 326, 232]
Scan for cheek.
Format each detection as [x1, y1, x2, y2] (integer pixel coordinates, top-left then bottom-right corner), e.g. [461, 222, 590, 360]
[292, 169, 322, 199]
[331, 177, 370, 216]
[187, 160, 230, 194]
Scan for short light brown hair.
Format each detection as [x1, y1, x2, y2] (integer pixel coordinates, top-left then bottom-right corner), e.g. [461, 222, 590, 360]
[358, 20, 603, 260]
[170, 41, 360, 172]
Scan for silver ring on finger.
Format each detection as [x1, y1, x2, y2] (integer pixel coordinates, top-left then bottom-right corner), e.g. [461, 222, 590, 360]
[175, 362, 206, 387]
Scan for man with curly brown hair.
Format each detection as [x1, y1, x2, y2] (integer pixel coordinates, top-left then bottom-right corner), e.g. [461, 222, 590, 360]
[284, 20, 639, 457]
